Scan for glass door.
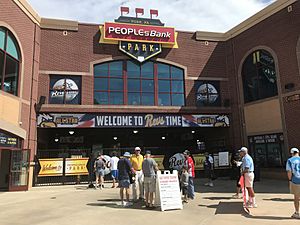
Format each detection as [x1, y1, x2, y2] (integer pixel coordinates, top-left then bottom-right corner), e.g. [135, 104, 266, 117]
[9, 149, 30, 191]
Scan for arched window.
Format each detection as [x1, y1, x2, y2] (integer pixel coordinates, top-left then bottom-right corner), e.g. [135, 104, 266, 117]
[94, 60, 185, 106]
[0, 27, 21, 96]
[242, 49, 278, 103]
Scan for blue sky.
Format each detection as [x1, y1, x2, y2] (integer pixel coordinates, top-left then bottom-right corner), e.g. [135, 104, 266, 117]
[27, 0, 275, 32]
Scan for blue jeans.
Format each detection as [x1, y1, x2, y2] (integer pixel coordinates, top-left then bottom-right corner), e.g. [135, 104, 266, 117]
[188, 177, 195, 199]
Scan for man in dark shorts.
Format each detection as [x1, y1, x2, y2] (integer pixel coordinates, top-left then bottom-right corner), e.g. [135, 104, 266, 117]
[231, 151, 242, 198]
[204, 152, 214, 187]
[118, 152, 134, 207]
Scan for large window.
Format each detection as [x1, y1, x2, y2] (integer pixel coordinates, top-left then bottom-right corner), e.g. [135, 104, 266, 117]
[242, 50, 278, 103]
[94, 60, 185, 106]
[49, 76, 81, 104]
[0, 27, 20, 96]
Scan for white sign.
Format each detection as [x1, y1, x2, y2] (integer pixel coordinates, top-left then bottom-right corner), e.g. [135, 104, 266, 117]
[156, 170, 183, 211]
[218, 152, 229, 166]
[103, 155, 111, 175]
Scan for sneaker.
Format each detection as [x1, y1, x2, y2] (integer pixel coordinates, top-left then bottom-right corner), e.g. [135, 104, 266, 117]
[209, 183, 214, 187]
[232, 194, 239, 199]
[247, 202, 257, 208]
[121, 201, 126, 207]
[291, 212, 300, 219]
[245, 201, 251, 208]
[204, 183, 209, 186]
[125, 202, 133, 207]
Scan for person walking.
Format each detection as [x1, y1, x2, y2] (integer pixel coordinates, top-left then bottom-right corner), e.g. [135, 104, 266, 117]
[286, 147, 300, 219]
[117, 152, 134, 207]
[130, 147, 144, 201]
[183, 150, 195, 200]
[142, 150, 158, 208]
[204, 152, 214, 187]
[94, 154, 105, 189]
[239, 147, 257, 208]
[109, 152, 119, 188]
[231, 151, 242, 198]
[180, 166, 189, 203]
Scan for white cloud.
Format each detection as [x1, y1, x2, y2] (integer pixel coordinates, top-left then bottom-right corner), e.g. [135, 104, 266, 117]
[27, 0, 275, 32]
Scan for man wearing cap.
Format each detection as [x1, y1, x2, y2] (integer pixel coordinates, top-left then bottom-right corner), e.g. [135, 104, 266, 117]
[286, 147, 300, 219]
[117, 152, 134, 207]
[94, 154, 105, 189]
[130, 147, 144, 201]
[183, 150, 195, 200]
[142, 151, 158, 208]
[239, 147, 257, 208]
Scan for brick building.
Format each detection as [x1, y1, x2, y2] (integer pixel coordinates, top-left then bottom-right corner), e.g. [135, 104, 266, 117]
[0, 0, 299, 190]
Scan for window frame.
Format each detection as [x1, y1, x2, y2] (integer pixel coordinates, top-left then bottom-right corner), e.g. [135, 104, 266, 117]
[242, 50, 278, 103]
[0, 27, 21, 96]
[93, 60, 185, 106]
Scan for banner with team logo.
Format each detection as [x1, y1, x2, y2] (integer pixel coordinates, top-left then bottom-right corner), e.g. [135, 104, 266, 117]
[37, 113, 229, 128]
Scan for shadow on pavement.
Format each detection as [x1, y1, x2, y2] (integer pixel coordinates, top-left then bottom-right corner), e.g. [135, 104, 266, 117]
[194, 178, 289, 194]
[215, 202, 242, 215]
[199, 202, 242, 214]
[87, 200, 160, 211]
[97, 198, 121, 202]
[203, 197, 233, 200]
[262, 198, 293, 202]
[244, 214, 293, 220]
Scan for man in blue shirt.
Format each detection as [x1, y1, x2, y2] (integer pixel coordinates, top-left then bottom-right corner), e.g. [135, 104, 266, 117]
[239, 147, 257, 208]
[286, 147, 300, 219]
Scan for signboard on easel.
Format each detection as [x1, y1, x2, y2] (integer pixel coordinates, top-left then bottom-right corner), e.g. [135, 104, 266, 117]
[156, 170, 183, 211]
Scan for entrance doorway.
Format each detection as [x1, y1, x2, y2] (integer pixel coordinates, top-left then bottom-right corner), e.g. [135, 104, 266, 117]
[0, 149, 30, 191]
[0, 150, 10, 190]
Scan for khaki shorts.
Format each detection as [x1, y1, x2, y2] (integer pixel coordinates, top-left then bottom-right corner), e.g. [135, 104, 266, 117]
[144, 176, 156, 193]
[290, 182, 300, 196]
[244, 172, 254, 188]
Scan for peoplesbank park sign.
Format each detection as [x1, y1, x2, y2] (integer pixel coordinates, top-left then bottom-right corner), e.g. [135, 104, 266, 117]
[99, 7, 178, 62]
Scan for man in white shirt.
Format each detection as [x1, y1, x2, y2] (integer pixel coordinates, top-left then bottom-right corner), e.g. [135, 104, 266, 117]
[109, 152, 119, 188]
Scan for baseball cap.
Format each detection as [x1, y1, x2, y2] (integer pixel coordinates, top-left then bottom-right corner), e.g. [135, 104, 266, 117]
[183, 150, 190, 155]
[290, 147, 299, 154]
[134, 147, 141, 151]
[238, 147, 248, 153]
[145, 150, 151, 155]
[123, 152, 131, 157]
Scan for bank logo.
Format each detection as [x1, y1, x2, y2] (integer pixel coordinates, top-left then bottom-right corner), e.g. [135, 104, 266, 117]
[99, 7, 177, 63]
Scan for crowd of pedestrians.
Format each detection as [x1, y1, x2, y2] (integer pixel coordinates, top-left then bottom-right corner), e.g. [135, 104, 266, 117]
[92, 145, 300, 220]
[93, 147, 195, 208]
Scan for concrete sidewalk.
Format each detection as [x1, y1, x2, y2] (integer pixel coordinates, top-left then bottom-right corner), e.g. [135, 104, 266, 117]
[0, 178, 297, 225]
